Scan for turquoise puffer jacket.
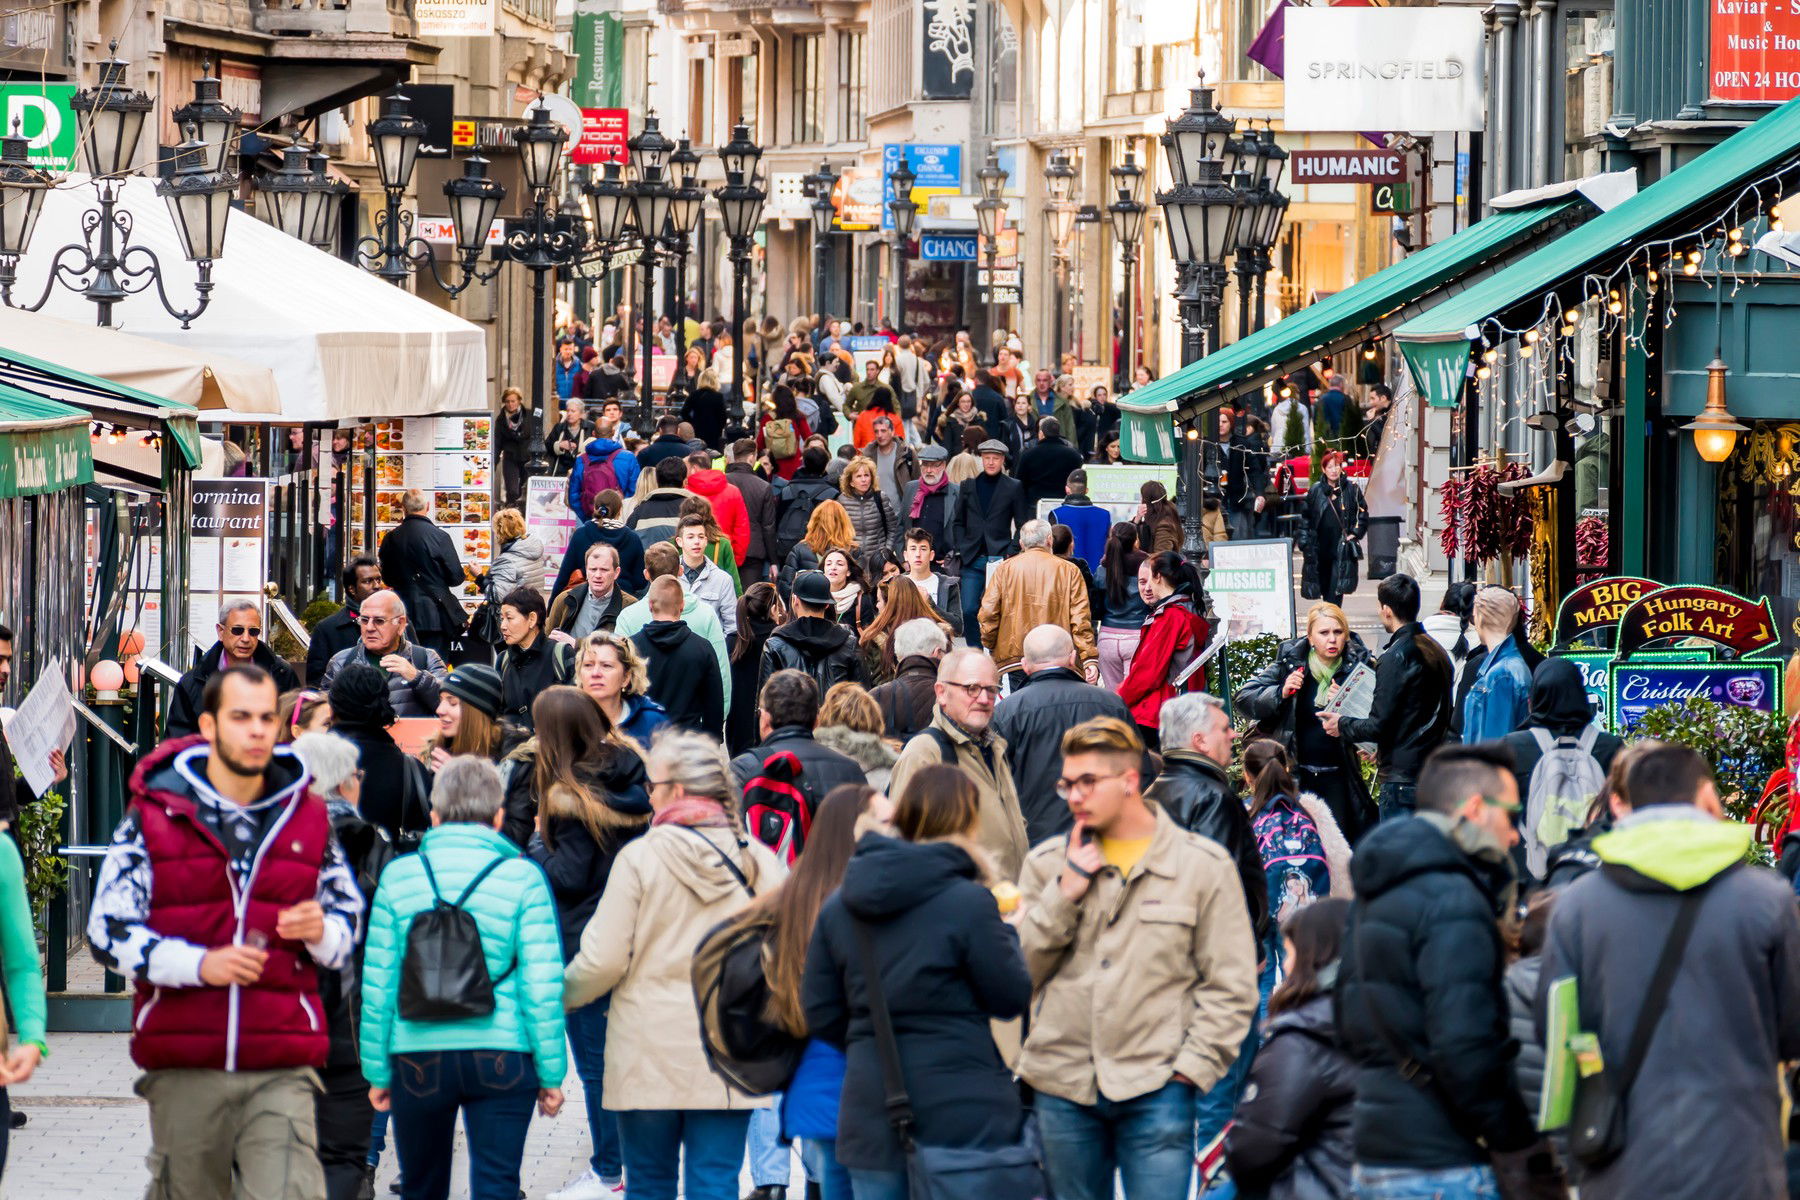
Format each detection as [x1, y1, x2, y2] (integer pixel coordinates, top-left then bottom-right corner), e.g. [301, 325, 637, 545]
[360, 823, 568, 1088]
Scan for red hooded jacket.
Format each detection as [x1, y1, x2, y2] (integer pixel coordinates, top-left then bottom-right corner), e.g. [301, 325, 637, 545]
[685, 467, 751, 565]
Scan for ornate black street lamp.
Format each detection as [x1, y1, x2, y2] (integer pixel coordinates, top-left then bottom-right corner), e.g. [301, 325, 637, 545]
[887, 157, 916, 332]
[0, 58, 238, 328]
[806, 161, 837, 319]
[1044, 149, 1077, 364]
[975, 151, 1008, 344]
[666, 137, 703, 373]
[501, 103, 582, 471]
[1107, 151, 1145, 391]
[715, 123, 766, 408]
[627, 115, 675, 412]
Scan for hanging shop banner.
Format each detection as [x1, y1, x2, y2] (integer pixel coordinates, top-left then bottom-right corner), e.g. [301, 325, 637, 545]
[1290, 149, 1405, 185]
[1607, 658, 1783, 732]
[921, 0, 976, 99]
[0, 85, 77, 171]
[1554, 576, 1660, 648]
[1710, 2, 1800, 103]
[920, 233, 978, 261]
[1399, 337, 1469, 409]
[1119, 410, 1176, 465]
[1614, 584, 1779, 660]
[1208, 539, 1298, 642]
[573, 12, 625, 110]
[572, 107, 628, 165]
[416, 0, 493, 37]
[0, 422, 90, 499]
[1284, 7, 1486, 133]
[524, 475, 580, 594]
[189, 478, 270, 653]
[882, 144, 962, 232]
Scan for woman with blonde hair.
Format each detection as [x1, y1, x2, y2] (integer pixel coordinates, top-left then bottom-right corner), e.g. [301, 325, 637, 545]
[577, 630, 670, 747]
[802, 763, 1031, 1199]
[836, 456, 899, 574]
[565, 730, 785, 1200]
[484, 506, 546, 608]
[781, 498, 857, 597]
[813, 683, 898, 792]
[858, 575, 955, 685]
[1234, 600, 1375, 840]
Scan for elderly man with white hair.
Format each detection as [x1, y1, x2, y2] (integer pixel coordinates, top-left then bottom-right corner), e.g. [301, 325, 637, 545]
[869, 617, 951, 740]
[1460, 586, 1533, 742]
[992, 625, 1135, 844]
[318, 589, 450, 717]
[165, 600, 300, 737]
[976, 519, 1097, 684]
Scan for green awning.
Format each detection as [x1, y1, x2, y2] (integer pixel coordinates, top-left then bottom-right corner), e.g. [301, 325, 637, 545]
[1396, 89, 1800, 404]
[0, 384, 94, 499]
[0, 344, 201, 469]
[1120, 409, 1176, 464]
[1116, 198, 1584, 421]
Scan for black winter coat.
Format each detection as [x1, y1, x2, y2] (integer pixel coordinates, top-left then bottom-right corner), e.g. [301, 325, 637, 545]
[1333, 816, 1537, 1169]
[495, 636, 575, 730]
[632, 619, 725, 737]
[1142, 751, 1271, 944]
[950, 471, 1029, 562]
[680, 387, 730, 450]
[771, 473, 843, 565]
[990, 666, 1133, 844]
[870, 655, 939, 740]
[494, 406, 532, 462]
[1017, 437, 1085, 506]
[1301, 478, 1367, 565]
[729, 724, 869, 815]
[759, 616, 864, 693]
[320, 803, 394, 1073]
[333, 722, 431, 846]
[526, 755, 652, 957]
[167, 641, 300, 738]
[1336, 622, 1453, 786]
[725, 463, 777, 566]
[305, 604, 362, 685]
[1225, 992, 1355, 1200]
[1233, 635, 1373, 816]
[378, 515, 467, 636]
[803, 836, 1032, 1172]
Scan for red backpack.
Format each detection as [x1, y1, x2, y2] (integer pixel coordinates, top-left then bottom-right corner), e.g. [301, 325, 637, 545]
[578, 449, 623, 518]
[742, 751, 812, 864]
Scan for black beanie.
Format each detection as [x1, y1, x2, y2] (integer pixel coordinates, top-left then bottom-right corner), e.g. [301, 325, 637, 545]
[443, 664, 505, 722]
[328, 662, 395, 729]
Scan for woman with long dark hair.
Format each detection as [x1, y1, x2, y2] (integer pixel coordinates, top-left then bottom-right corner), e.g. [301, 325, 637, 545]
[858, 575, 956, 686]
[820, 548, 877, 634]
[728, 583, 785, 753]
[1098, 522, 1149, 691]
[1241, 739, 1353, 935]
[1119, 551, 1209, 751]
[759, 384, 815, 481]
[1223, 899, 1355, 1200]
[527, 687, 651, 1200]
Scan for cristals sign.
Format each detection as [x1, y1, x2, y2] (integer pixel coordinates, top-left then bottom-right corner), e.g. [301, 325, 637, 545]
[1615, 585, 1780, 659]
[1710, 0, 1800, 103]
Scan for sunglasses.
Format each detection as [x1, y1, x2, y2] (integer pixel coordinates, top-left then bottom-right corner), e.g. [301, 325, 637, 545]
[225, 625, 262, 638]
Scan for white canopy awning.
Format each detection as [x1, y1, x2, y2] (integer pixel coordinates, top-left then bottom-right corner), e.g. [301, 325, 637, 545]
[0, 306, 279, 414]
[17, 175, 488, 423]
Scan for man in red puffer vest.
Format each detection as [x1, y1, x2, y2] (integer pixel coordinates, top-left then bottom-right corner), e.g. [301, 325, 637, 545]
[87, 665, 363, 1199]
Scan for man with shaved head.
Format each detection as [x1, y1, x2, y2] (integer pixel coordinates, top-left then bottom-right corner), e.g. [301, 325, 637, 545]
[993, 625, 1135, 844]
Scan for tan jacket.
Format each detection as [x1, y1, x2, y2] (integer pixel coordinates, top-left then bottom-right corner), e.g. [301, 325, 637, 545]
[888, 708, 1029, 881]
[1015, 805, 1258, 1106]
[563, 822, 786, 1110]
[976, 546, 1096, 674]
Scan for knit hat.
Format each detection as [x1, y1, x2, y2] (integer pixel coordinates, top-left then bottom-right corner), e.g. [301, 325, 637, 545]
[442, 664, 505, 721]
[792, 569, 833, 608]
[327, 662, 395, 729]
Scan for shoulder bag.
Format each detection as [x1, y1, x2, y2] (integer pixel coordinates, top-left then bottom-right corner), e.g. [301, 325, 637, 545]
[850, 918, 1047, 1200]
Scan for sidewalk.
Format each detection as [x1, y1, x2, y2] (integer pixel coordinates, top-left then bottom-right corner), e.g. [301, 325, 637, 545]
[6, 1032, 799, 1199]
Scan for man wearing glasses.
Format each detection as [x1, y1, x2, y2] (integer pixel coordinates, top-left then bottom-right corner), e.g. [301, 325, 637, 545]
[886, 646, 1028, 880]
[317, 589, 448, 717]
[166, 601, 299, 737]
[1015, 715, 1257, 1200]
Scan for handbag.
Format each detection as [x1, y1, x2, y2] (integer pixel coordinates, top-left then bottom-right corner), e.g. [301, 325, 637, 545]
[851, 919, 1048, 1200]
[468, 600, 502, 645]
[1331, 539, 1362, 596]
[1568, 885, 1707, 1170]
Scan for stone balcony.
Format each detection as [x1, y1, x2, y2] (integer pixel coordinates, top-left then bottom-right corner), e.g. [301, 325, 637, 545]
[253, 0, 418, 37]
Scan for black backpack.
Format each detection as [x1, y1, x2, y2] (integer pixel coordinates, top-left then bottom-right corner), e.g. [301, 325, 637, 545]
[773, 485, 827, 564]
[398, 853, 516, 1022]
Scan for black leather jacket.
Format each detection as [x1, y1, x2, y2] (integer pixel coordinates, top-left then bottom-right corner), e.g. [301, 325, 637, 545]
[758, 616, 865, 693]
[1142, 751, 1270, 944]
[1234, 635, 1374, 806]
[1337, 622, 1453, 785]
[1224, 992, 1355, 1200]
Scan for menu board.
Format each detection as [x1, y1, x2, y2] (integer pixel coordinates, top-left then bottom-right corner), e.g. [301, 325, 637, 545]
[190, 478, 271, 652]
[349, 415, 495, 614]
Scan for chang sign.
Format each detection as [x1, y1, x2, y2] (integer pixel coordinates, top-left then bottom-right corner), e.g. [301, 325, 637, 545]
[1285, 7, 1486, 133]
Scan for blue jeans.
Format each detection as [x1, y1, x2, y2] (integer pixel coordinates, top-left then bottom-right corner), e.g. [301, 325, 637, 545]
[800, 1137, 853, 1200]
[367, 1109, 388, 1167]
[748, 1101, 791, 1187]
[615, 1109, 751, 1200]
[1035, 1079, 1197, 1200]
[566, 996, 624, 1183]
[1378, 781, 1417, 823]
[388, 1050, 537, 1200]
[848, 1167, 910, 1200]
[1353, 1163, 1500, 1199]
[960, 556, 1001, 646]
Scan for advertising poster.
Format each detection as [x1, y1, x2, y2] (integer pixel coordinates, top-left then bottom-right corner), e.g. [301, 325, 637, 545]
[189, 478, 270, 653]
[1208, 539, 1297, 641]
[524, 476, 579, 593]
[1079, 464, 1179, 524]
[363, 415, 495, 616]
[1710, 0, 1800, 102]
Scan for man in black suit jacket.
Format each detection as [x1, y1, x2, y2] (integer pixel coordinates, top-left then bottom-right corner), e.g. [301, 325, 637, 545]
[306, 556, 382, 684]
[377, 492, 467, 658]
[1017, 416, 1085, 507]
[948, 440, 1028, 646]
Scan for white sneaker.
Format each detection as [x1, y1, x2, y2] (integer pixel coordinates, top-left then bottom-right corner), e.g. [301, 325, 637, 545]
[548, 1170, 622, 1200]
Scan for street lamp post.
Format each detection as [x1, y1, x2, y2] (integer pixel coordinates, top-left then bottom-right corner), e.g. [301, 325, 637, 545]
[806, 162, 838, 319]
[887, 157, 917, 333]
[628, 115, 675, 418]
[1107, 152, 1145, 391]
[0, 58, 239, 328]
[667, 138, 702, 374]
[715, 123, 766, 410]
[502, 104, 580, 472]
[1044, 150, 1077, 365]
[975, 151, 1008, 348]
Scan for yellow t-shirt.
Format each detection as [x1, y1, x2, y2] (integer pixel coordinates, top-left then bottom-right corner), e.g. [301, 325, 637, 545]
[1100, 835, 1153, 878]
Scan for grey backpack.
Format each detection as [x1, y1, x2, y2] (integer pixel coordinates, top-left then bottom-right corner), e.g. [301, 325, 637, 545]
[1523, 725, 1605, 877]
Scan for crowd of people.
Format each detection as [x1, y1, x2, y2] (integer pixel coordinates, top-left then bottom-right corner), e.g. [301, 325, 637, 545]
[0, 312, 1777, 1200]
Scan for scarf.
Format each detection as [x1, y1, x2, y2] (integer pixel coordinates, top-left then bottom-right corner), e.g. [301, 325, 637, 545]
[1417, 810, 1519, 918]
[650, 797, 733, 829]
[1307, 649, 1341, 693]
[910, 471, 949, 519]
[832, 581, 863, 617]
